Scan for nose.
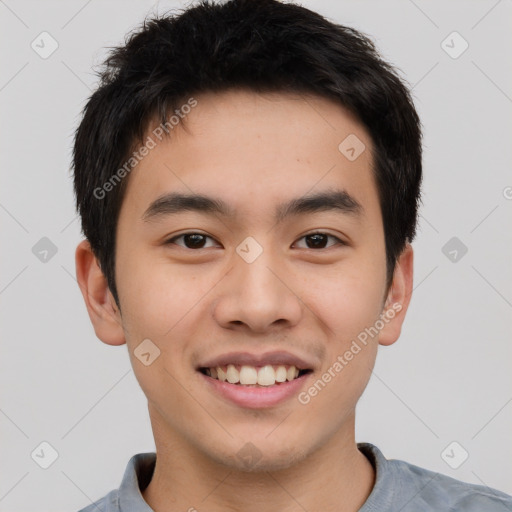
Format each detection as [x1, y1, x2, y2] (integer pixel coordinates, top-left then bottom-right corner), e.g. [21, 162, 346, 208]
[212, 247, 303, 334]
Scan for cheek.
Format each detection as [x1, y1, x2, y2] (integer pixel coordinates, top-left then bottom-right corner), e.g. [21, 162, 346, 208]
[116, 247, 192, 336]
[116, 254, 203, 410]
[298, 282, 380, 422]
[305, 260, 386, 340]
[116, 249, 218, 381]
[298, 256, 384, 400]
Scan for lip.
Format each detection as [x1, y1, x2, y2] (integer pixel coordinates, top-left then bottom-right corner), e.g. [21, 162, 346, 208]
[199, 370, 313, 409]
[197, 350, 315, 371]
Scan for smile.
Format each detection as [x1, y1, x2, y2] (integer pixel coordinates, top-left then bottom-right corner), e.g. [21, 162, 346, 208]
[199, 364, 312, 386]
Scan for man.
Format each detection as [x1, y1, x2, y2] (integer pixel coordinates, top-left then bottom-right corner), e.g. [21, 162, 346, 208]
[72, 0, 512, 510]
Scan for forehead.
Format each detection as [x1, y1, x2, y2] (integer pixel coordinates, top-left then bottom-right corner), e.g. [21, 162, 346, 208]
[120, 89, 379, 225]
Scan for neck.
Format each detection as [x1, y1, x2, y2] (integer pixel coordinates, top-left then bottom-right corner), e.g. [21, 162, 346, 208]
[142, 408, 374, 512]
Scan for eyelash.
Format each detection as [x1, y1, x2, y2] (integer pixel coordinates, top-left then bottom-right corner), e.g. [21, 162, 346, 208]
[164, 231, 346, 250]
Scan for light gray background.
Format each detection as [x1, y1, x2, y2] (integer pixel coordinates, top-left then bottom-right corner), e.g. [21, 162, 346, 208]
[1, 0, 511, 510]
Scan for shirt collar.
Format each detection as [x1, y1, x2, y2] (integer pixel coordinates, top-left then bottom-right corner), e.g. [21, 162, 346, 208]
[357, 443, 397, 511]
[118, 452, 156, 511]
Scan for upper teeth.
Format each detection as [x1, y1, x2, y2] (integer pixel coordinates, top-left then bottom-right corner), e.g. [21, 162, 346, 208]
[205, 364, 300, 386]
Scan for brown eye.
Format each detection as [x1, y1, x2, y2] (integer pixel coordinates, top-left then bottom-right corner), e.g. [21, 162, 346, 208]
[166, 233, 219, 249]
[294, 232, 344, 250]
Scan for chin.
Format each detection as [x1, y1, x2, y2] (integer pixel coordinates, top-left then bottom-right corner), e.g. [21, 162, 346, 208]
[205, 438, 311, 473]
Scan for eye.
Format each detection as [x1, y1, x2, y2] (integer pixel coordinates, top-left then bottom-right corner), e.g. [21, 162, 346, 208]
[293, 232, 345, 250]
[164, 231, 345, 250]
[165, 232, 220, 249]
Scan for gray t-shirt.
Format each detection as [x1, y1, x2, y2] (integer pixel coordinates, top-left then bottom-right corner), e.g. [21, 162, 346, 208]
[77, 443, 512, 511]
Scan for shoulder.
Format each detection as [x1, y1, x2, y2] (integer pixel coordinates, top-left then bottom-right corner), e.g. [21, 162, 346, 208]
[73, 452, 155, 512]
[359, 443, 512, 512]
[75, 489, 118, 512]
[391, 457, 512, 511]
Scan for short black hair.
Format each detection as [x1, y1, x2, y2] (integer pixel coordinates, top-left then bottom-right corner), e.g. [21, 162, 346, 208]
[72, 0, 422, 308]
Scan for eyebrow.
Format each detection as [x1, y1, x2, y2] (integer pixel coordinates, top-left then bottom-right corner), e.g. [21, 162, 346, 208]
[142, 189, 363, 223]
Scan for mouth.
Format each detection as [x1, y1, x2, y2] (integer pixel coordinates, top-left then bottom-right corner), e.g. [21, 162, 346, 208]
[198, 364, 313, 387]
[196, 351, 316, 408]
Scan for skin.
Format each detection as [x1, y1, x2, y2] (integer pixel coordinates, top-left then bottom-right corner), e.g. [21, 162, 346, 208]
[76, 89, 413, 512]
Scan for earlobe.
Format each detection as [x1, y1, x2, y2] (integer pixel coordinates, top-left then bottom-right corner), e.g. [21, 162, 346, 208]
[378, 243, 414, 347]
[75, 239, 126, 346]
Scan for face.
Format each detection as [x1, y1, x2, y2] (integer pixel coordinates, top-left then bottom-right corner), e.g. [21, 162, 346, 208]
[78, 89, 412, 471]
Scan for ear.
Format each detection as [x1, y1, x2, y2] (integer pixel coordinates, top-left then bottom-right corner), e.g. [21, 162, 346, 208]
[75, 239, 126, 346]
[378, 242, 414, 347]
